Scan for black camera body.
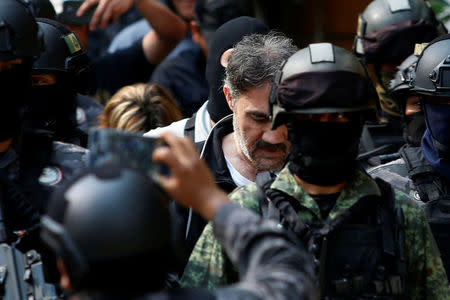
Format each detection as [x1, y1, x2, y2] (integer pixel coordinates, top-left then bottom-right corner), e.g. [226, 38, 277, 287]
[87, 129, 170, 177]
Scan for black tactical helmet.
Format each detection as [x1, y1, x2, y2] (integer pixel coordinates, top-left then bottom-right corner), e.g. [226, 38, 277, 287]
[354, 0, 445, 64]
[0, 0, 44, 61]
[33, 18, 91, 93]
[389, 53, 418, 99]
[40, 166, 171, 293]
[270, 43, 378, 129]
[29, 0, 56, 19]
[412, 34, 450, 97]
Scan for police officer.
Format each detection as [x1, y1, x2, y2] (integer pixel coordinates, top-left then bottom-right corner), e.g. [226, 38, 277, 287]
[360, 54, 424, 168]
[24, 0, 106, 140]
[40, 134, 318, 299]
[354, 0, 445, 156]
[388, 54, 424, 148]
[0, 0, 84, 234]
[20, 19, 88, 206]
[0, 0, 46, 237]
[368, 55, 427, 201]
[182, 43, 450, 299]
[29, 18, 92, 146]
[397, 34, 450, 276]
[370, 35, 450, 276]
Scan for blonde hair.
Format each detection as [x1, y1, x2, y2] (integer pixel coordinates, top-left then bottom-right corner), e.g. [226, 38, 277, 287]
[98, 83, 183, 132]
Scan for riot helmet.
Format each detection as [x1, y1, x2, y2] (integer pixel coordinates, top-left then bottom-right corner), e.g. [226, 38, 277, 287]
[354, 0, 445, 116]
[270, 43, 378, 129]
[0, 0, 44, 61]
[389, 54, 418, 98]
[412, 34, 450, 97]
[41, 166, 171, 294]
[270, 43, 378, 186]
[33, 18, 90, 94]
[354, 0, 444, 64]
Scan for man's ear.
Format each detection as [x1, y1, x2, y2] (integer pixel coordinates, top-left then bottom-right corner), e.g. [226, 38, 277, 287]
[223, 86, 234, 111]
[220, 48, 234, 68]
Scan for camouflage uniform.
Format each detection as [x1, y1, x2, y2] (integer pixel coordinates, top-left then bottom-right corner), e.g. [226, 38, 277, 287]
[182, 165, 450, 299]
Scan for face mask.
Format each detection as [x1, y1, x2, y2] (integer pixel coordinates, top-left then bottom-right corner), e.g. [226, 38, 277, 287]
[0, 63, 32, 141]
[288, 121, 363, 186]
[421, 101, 450, 180]
[27, 83, 77, 137]
[423, 101, 450, 158]
[403, 111, 426, 147]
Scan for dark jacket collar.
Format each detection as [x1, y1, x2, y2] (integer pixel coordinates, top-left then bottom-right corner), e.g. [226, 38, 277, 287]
[199, 114, 236, 193]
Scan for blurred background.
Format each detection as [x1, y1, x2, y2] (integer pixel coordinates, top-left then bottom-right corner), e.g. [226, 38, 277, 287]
[253, 0, 450, 50]
[49, 0, 450, 55]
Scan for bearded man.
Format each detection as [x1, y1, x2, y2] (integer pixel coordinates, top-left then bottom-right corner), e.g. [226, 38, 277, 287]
[174, 32, 297, 266]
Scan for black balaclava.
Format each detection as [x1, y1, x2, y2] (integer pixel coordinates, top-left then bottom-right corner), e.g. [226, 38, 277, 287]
[396, 93, 427, 147]
[205, 16, 268, 123]
[403, 111, 426, 147]
[0, 60, 33, 141]
[288, 118, 364, 186]
[27, 76, 77, 141]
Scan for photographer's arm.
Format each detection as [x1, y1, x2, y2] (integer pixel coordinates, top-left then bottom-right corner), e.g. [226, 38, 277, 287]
[152, 132, 229, 221]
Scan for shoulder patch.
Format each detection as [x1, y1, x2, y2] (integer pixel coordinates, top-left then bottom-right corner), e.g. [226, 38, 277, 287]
[64, 33, 82, 54]
[76, 107, 87, 125]
[39, 167, 63, 186]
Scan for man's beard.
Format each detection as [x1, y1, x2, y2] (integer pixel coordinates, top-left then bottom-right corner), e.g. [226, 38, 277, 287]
[233, 115, 288, 172]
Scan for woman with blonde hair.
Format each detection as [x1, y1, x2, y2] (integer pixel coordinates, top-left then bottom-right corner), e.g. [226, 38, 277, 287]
[98, 83, 183, 132]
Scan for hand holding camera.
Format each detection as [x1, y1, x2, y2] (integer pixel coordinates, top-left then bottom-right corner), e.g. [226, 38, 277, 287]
[153, 132, 229, 221]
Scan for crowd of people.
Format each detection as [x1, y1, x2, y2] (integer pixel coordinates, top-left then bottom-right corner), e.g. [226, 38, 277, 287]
[1, 0, 450, 299]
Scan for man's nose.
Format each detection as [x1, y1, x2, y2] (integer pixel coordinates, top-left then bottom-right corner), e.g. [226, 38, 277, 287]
[262, 124, 288, 145]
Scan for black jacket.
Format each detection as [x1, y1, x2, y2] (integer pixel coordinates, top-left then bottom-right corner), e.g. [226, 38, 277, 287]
[172, 115, 236, 273]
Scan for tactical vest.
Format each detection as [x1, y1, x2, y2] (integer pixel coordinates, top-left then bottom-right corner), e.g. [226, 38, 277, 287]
[256, 172, 408, 300]
[400, 146, 450, 277]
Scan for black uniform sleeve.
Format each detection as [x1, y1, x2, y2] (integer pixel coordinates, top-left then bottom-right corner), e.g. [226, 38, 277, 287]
[90, 37, 156, 95]
[213, 203, 318, 300]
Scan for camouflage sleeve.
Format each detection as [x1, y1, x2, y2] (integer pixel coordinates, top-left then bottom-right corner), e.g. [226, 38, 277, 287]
[397, 190, 450, 299]
[180, 220, 231, 289]
[213, 203, 318, 300]
[180, 184, 260, 289]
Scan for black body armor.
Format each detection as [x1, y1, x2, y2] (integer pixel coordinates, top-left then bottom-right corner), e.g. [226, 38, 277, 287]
[400, 147, 450, 276]
[257, 172, 408, 299]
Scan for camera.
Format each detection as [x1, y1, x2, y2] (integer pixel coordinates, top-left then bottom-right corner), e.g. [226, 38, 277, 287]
[86, 129, 170, 177]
